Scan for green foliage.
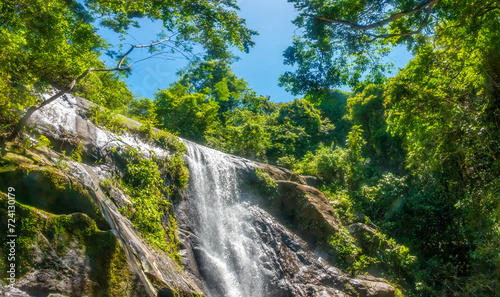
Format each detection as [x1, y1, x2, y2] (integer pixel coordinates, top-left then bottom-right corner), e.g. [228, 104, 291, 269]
[128, 97, 156, 120]
[330, 228, 370, 274]
[254, 168, 278, 200]
[74, 71, 135, 112]
[280, 0, 496, 96]
[0, 199, 134, 296]
[88, 103, 188, 255]
[112, 147, 182, 260]
[1, 0, 257, 136]
[88, 105, 129, 134]
[329, 225, 415, 284]
[36, 135, 52, 149]
[177, 59, 251, 120]
[276, 1, 500, 293]
[295, 126, 368, 191]
[321, 188, 355, 223]
[348, 83, 405, 175]
[70, 141, 83, 163]
[0, 0, 104, 125]
[315, 89, 351, 143]
[56, 151, 69, 170]
[87, 0, 257, 55]
[155, 83, 220, 142]
[379, 4, 500, 294]
[1, 0, 497, 294]
[206, 110, 271, 160]
[266, 99, 335, 162]
[102, 139, 187, 263]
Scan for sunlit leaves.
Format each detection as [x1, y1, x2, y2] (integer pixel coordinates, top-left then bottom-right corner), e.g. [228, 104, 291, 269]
[86, 0, 257, 57]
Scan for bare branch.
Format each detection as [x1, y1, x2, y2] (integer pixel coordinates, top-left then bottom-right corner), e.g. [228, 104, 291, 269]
[127, 52, 171, 68]
[116, 38, 171, 69]
[6, 69, 92, 141]
[133, 38, 171, 48]
[117, 46, 135, 69]
[309, 0, 439, 31]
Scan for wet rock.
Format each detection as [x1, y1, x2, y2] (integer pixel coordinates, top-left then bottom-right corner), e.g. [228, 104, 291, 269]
[302, 175, 322, 188]
[157, 287, 175, 297]
[250, 206, 392, 297]
[5, 92, 204, 297]
[273, 180, 341, 248]
[0, 287, 31, 297]
[108, 187, 134, 209]
[177, 142, 395, 297]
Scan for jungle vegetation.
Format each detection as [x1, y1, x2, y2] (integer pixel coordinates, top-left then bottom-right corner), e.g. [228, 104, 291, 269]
[1, 0, 499, 296]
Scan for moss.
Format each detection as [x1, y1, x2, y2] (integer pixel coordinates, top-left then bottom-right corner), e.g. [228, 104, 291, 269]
[0, 164, 108, 230]
[0, 199, 137, 296]
[69, 139, 83, 163]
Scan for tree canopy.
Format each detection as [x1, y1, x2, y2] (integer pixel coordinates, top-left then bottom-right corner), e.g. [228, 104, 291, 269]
[279, 0, 500, 96]
[0, 0, 257, 127]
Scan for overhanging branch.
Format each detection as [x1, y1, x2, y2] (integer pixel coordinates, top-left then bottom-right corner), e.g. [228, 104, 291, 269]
[309, 0, 439, 31]
[367, 2, 436, 42]
[6, 38, 173, 140]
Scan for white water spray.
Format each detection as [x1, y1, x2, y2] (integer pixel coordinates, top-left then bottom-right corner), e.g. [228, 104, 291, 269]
[182, 142, 270, 297]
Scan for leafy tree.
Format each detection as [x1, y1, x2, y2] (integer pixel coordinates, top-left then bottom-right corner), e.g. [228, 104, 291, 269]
[177, 59, 251, 122]
[0, 0, 107, 125]
[347, 83, 405, 175]
[382, 7, 500, 294]
[1, 0, 257, 140]
[155, 83, 220, 142]
[279, 0, 498, 97]
[240, 92, 277, 115]
[206, 110, 271, 160]
[281, 0, 500, 294]
[295, 141, 363, 190]
[268, 99, 334, 161]
[155, 60, 278, 160]
[127, 97, 156, 120]
[315, 89, 351, 144]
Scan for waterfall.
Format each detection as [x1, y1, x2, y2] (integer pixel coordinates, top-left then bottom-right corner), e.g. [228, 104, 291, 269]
[20, 91, 393, 297]
[181, 141, 270, 297]
[177, 141, 391, 297]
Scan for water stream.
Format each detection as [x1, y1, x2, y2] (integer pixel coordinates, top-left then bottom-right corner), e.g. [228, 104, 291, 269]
[181, 141, 270, 297]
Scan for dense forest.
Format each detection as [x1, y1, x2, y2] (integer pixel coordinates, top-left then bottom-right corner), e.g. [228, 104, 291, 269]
[1, 0, 499, 296]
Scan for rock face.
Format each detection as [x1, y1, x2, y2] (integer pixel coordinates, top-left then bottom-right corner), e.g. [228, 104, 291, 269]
[176, 141, 395, 297]
[1, 91, 395, 296]
[1, 92, 201, 296]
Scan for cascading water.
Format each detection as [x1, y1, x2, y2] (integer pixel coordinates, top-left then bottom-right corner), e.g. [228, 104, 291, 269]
[177, 140, 392, 297]
[180, 141, 271, 297]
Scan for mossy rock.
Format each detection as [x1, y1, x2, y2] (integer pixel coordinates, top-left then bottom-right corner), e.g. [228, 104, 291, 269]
[0, 200, 146, 296]
[0, 147, 109, 230]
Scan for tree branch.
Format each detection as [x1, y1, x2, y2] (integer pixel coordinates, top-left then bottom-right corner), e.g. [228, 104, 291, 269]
[309, 0, 439, 31]
[367, 2, 436, 42]
[5, 38, 172, 141]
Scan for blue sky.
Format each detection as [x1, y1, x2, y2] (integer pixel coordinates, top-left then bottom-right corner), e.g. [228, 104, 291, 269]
[97, 0, 412, 102]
